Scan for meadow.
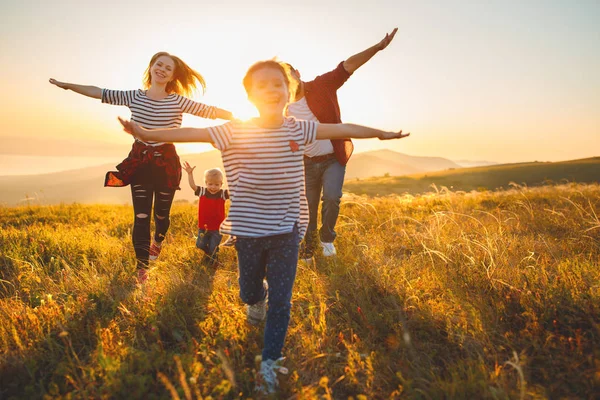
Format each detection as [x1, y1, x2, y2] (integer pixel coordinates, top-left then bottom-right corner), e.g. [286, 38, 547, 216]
[344, 157, 600, 197]
[0, 183, 599, 399]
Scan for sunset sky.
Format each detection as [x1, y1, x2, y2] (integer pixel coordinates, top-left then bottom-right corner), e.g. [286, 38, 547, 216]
[1, 0, 599, 175]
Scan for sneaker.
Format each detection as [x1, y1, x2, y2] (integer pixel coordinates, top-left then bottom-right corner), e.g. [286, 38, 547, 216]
[137, 268, 149, 284]
[247, 297, 267, 325]
[220, 235, 236, 247]
[321, 242, 336, 257]
[256, 358, 288, 395]
[149, 241, 162, 260]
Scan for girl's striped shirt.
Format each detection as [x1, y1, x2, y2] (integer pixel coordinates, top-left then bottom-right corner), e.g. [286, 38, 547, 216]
[208, 117, 317, 239]
[101, 89, 217, 146]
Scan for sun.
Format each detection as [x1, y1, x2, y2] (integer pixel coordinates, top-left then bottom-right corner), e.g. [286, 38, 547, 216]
[176, 98, 258, 156]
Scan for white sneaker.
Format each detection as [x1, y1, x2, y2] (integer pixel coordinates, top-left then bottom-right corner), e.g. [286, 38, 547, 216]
[247, 298, 267, 325]
[247, 281, 268, 325]
[321, 242, 336, 257]
[256, 358, 288, 395]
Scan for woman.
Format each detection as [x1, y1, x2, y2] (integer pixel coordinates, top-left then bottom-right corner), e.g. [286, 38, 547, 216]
[49, 51, 234, 283]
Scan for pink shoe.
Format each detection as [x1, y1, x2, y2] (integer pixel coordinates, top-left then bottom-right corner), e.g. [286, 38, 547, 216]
[149, 241, 162, 260]
[137, 268, 149, 284]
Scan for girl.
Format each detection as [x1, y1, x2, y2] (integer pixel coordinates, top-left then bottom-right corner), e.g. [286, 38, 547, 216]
[118, 60, 409, 394]
[49, 52, 234, 284]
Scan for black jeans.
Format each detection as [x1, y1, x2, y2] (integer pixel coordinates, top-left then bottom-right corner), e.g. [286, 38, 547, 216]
[130, 183, 175, 269]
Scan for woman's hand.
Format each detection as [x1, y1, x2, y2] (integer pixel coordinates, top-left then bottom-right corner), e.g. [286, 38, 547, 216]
[49, 78, 68, 90]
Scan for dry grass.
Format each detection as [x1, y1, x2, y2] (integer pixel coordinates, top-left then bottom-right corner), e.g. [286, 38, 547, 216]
[1, 183, 599, 399]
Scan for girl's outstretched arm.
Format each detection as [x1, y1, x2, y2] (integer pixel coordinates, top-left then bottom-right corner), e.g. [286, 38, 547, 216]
[316, 123, 410, 141]
[215, 108, 234, 121]
[118, 117, 213, 143]
[49, 79, 102, 99]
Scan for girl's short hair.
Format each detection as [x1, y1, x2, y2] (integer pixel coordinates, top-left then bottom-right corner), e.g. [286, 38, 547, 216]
[204, 168, 224, 181]
[143, 51, 207, 97]
[242, 60, 296, 98]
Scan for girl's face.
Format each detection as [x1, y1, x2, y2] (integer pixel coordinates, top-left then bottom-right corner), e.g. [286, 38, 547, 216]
[151, 55, 175, 85]
[248, 67, 289, 117]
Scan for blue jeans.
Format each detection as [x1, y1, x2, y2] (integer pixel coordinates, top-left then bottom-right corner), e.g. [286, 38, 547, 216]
[303, 157, 346, 257]
[196, 229, 222, 263]
[235, 225, 299, 361]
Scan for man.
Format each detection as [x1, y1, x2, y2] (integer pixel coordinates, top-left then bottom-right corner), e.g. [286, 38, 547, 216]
[286, 28, 398, 259]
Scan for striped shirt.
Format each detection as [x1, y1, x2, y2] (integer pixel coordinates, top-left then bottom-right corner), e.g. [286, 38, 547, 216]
[287, 97, 334, 157]
[101, 89, 217, 146]
[208, 117, 318, 238]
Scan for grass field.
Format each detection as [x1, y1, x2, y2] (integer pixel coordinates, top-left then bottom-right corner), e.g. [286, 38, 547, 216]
[344, 157, 600, 197]
[1, 183, 599, 399]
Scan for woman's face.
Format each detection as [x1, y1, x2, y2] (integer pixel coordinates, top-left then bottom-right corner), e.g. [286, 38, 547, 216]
[248, 67, 289, 117]
[150, 55, 175, 85]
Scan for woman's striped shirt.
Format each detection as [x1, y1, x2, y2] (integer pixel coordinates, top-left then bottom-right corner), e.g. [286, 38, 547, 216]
[101, 89, 217, 146]
[208, 117, 317, 239]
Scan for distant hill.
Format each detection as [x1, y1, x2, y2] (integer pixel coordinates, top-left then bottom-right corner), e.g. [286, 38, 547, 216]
[4, 150, 595, 205]
[346, 149, 460, 179]
[0, 149, 459, 205]
[453, 159, 499, 168]
[0, 151, 225, 206]
[344, 157, 600, 196]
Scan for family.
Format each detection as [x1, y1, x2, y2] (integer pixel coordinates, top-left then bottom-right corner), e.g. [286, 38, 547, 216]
[48, 27, 408, 395]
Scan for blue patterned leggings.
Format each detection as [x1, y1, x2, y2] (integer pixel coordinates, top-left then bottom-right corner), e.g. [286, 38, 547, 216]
[235, 225, 299, 361]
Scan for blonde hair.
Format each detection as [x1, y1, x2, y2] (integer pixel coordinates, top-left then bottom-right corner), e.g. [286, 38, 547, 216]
[204, 168, 224, 181]
[143, 51, 207, 97]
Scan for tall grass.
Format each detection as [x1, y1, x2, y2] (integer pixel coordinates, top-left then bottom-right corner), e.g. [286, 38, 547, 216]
[0, 183, 598, 399]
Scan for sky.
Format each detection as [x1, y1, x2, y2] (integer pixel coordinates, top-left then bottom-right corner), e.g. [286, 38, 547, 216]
[0, 0, 599, 174]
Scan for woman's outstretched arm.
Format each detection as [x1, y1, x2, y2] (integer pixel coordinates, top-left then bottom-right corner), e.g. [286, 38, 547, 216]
[49, 78, 102, 99]
[118, 117, 213, 143]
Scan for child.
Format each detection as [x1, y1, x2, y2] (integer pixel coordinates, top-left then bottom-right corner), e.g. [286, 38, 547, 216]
[49, 51, 234, 284]
[182, 161, 229, 266]
[118, 60, 409, 394]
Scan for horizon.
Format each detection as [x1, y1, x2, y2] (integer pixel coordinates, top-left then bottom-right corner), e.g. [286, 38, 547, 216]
[1, 146, 597, 177]
[1, 0, 599, 174]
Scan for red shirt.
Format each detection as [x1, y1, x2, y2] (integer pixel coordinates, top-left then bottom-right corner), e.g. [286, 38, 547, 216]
[302, 61, 355, 166]
[194, 187, 229, 230]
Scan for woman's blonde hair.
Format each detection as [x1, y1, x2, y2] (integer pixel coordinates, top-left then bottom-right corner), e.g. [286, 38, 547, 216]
[143, 51, 207, 97]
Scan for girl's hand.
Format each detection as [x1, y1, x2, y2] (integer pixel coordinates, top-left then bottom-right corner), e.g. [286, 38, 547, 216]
[118, 117, 143, 138]
[182, 161, 196, 174]
[379, 130, 410, 140]
[49, 78, 68, 90]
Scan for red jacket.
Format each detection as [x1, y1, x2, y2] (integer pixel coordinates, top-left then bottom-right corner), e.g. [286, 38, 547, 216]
[302, 61, 354, 166]
[104, 140, 181, 190]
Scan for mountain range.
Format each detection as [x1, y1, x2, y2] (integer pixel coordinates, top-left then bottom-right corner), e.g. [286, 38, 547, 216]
[0, 149, 466, 205]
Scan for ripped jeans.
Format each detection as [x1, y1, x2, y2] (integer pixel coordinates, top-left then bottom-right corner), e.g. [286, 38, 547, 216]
[130, 183, 176, 269]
